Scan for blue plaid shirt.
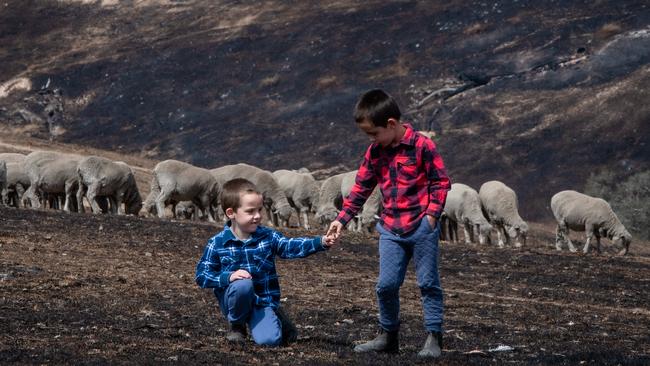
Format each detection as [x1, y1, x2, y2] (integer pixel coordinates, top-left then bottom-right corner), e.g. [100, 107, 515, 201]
[195, 223, 327, 308]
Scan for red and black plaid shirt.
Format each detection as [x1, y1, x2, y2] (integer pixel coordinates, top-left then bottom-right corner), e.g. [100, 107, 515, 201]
[336, 124, 451, 236]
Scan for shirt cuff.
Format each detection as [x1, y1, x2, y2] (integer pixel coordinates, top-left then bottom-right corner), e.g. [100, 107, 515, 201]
[318, 236, 330, 250]
[219, 272, 232, 286]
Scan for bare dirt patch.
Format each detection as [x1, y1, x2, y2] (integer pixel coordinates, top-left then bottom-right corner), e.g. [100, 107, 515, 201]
[1, 206, 649, 365]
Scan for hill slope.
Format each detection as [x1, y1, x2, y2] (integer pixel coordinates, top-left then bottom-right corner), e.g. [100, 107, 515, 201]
[0, 0, 649, 219]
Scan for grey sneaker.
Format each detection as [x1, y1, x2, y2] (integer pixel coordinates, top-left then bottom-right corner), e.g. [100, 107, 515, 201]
[226, 322, 247, 343]
[417, 331, 443, 358]
[354, 328, 399, 354]
[274, 306, 298, 345]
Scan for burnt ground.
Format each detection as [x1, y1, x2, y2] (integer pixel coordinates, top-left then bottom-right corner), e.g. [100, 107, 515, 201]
[1, 206, 649, 365]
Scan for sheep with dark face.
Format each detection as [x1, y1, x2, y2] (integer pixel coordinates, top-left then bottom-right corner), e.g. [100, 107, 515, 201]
[143, 160, 220, 222]
[272, 169, 321, 229]
[479, 180, 528, 248]
[23, 151, 82, 212]
[76, 156, 142, 215]
[551, 190, 632, 255]
[443, 183, 492, 244]
[211, 163, 292, 227]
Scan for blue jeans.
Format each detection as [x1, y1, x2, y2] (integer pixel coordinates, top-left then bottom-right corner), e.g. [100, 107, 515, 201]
[214, 279, 282, 346]
[375, 217, 443, 333]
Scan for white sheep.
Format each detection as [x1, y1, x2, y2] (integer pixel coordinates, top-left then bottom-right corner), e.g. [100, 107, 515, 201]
[23, 151, 82, 212]
[479, 180, 528, 248]
[210, 163, 293, 227]
[443, 183, 492, 244]
[340, 170, 382, 233]
[143, 160, 220, 222]
[76, 156, 142, 215]
[551, 190, 632, 255]
[314, 172, 346, 229]
[0, 156, 29, 208]
[272, 169, 321, 229]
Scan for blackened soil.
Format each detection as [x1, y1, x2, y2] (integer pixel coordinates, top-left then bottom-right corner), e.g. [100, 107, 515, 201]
[1, 207, 649, 365]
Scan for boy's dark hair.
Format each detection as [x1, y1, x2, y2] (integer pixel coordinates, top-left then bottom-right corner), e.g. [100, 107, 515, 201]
[221, 178, 261, 211]
[353, 89, 401, 127]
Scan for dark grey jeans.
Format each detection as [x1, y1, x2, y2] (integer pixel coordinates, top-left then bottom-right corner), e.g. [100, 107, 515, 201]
[375, 217, 443, 333]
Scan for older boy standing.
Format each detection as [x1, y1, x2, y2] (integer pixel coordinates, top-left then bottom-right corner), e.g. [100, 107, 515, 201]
[327, 89, 450, 358]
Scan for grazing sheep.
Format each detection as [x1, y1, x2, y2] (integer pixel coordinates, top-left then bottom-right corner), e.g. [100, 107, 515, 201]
[211, 163, 293, 226]
[551, 190, 632, 255]
[23, 151, 82, 212]
[175, 201, 197, 220]
[143, 160, 220, 222]
[443, 183, 492, 244]
[341, 170, 382, 233]
[0, 153, 29, 207]
[272, 169, 321, 229]
[5, 161, 30, 207]
[76, 156, 142, 215]
[314, 172, 346, 229]
[479, 180, 528, 248]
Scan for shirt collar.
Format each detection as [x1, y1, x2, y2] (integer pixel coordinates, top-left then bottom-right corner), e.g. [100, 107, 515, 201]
[223, 221, 264, 245]
[399, 123, 417, 146]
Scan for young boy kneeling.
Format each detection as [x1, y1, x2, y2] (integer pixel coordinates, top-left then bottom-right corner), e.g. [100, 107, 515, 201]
[196, 178, 335, 346]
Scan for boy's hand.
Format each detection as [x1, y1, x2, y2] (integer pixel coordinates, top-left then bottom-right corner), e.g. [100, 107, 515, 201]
[326, 221, 343, 240]
[229, 269, 252, 282]
[322, 234, 337, 248]
[426, 215, 437, 228]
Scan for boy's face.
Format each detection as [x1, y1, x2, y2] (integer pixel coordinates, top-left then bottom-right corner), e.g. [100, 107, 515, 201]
[226, 192, 264, 237]
[357, 118, 400, 147]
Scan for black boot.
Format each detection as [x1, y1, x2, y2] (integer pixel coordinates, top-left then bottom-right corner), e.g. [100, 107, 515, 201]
[417, 331, 443, 358]
[274, 306, 298, 345]
[226, 322, 247, 343]
[354, 328, 399, 354]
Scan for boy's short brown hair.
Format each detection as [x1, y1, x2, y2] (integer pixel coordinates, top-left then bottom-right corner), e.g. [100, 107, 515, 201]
[221, 178, 261, 211]
[353, 89, 401, 127]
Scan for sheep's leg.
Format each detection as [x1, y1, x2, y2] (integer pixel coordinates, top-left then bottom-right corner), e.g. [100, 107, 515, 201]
[496, 226, 505, 248]
[301, 209, 311, 230]
[15, 183, 26, 208]
[595, 234, 602, 254]
[76, 183, 87, 213]
[582, 225, 594, 254]
[556, 222, 576, 252]
[114, 192, 125, 215]
[155, 189, 172, 219]
[199, 196, 216, 223]
[266, 206, 275, 227]
[86, 184, 102, 213]
[514, 231, 523, 248]
[450, 220, 458, 242]
[24, 185, 41, 209]
[63, 182, 75, 212]
[462, 222, 472, 244]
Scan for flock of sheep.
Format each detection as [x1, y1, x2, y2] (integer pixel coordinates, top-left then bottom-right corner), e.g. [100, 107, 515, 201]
[0, 149, 633, 255]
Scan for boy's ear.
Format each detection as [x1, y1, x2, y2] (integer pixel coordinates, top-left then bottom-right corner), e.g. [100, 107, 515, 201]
[225, 207, 235, 218]
[386, 118, 399, 128]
